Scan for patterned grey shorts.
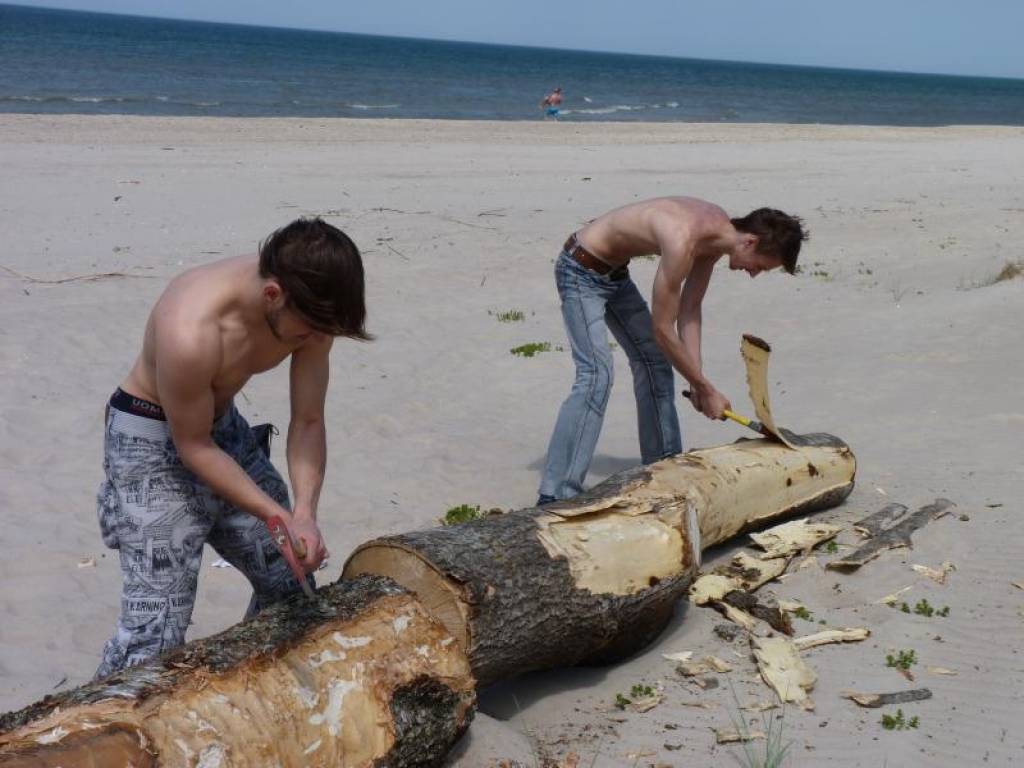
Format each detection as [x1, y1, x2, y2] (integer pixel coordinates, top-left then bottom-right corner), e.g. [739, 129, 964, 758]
[95, 400, 311, 679]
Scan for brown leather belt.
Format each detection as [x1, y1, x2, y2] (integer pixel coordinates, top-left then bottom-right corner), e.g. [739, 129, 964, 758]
[563, 233, 617, 275]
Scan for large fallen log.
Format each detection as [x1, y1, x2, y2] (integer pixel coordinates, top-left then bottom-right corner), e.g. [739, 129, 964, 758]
[344, 434, 856, 685]
[0, 575, 475, 768]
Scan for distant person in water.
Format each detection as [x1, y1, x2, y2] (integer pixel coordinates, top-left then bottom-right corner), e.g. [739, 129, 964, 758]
[537, 198, 808, 505]
[540, 87, 563, 119]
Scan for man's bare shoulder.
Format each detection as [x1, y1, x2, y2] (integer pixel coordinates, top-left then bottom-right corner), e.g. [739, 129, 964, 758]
[149, 260, 240, 367]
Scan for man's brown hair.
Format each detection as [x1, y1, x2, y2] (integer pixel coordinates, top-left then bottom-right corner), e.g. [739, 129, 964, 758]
[259, 217, 371, 340]
[730, 208, 809, 275]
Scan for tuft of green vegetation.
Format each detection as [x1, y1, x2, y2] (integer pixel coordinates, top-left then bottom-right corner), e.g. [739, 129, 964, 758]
[510, 342, 551, 358]
[886, 649, 917, 671]
[491, 309, 525, 323]
[443, 504, 483, 525]
[823, 540, 839, 554]
[792, 606, 813, 621]
[614, 683, 655, 710]
[897, 599, 951, 618]
[881, 709, 920, 731]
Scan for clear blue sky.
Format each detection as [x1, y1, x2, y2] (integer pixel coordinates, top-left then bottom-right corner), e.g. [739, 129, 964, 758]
[13, 0, 1024, 79]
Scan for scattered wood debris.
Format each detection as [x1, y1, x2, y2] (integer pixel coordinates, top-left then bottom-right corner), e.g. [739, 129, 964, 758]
[793, 628, 870, 651]
[662, 651, 694, 663]
[842, 688, 932, 708]
[827, 498, 955, 571]
[717, 551, 789, 590]
[926, 666, 958, 676]
[852, 502, 909, 537]
[911, 561, 956, 584]
[721, 590, 792, 635]
[751, 519, 842, 559]
[876, 586, 913, 605]
[676, 656, 733, 676]
[750, 636, 817, 710]
[715, 726, 766, 744]
[77, 557, 96, 568]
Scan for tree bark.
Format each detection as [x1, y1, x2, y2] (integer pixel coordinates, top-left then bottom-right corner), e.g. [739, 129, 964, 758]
[0, 575, 475, 768]
[344, 435, 856, 685]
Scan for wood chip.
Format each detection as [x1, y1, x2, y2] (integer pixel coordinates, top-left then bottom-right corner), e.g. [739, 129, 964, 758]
[793, 628, 870, 651]
[842, 688, 932, 708]
[718, 551, 789, 591]
[751, 519, 842, 559]
[750, 636, 816, 710]
[926, 666, 958, 676]
[741, 701, 779, 713]
[677, 656, 734, 676]
[715, 727, 766, 744]
[662, 651, 694, 663]
[911, 561, 956, 585]
[690, 573, 741, 605]
[1011, 581, 1023, 591]
[876, 586, 913, 605]
[77, 558, 96, 568]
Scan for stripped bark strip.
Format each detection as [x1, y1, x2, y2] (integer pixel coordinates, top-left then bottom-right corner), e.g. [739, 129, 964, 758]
[852, 502, 909, 538]
[842, 688, 933, 708]
[827, 499, 954, 572]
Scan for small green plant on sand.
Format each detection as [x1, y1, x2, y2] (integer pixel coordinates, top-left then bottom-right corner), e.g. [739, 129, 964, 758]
[886, 649, 917, 671]
[792, 606, 814, 621]
[443, 504, 483, 525]
[727, 681, 791, 768]
[881, 709, 919, 731]
[614, 683, 655, 710]
[913, 598, 950, 617]
[823, 539, 839, 554]
[510, 342, 551, 358]
[491, 309, 525, 323]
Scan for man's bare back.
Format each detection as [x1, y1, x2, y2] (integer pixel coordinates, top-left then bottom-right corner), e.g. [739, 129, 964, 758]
[576, 196, 732, 268]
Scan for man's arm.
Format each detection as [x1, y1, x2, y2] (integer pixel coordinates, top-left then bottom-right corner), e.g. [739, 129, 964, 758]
[285, 336, 333, 568]
[650, 225, 731, 419]
[155, 322, 289, 524]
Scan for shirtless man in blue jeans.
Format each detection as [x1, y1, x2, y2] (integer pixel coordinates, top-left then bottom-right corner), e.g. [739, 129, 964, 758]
[95, 218, 370, 677]
[538, 197, 807, 504]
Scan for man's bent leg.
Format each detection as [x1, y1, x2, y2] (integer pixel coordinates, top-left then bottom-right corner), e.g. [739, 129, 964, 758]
[95, 409, 209, 678]
[206, 408, 313, 619]
[605, 278, 682, 463]
[539, 254, 617, 501]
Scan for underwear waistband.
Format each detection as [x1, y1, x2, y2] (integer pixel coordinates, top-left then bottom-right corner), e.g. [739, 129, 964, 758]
[109, 388, 166, 421]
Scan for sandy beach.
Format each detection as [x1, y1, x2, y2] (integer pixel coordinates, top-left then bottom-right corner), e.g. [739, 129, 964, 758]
[1, 114, 1022, 766]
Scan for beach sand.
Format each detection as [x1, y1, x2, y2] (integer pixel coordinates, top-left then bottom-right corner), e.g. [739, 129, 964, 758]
[0, 115, 1022, 766]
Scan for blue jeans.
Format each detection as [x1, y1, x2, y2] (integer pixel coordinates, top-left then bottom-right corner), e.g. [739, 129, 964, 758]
[539, 250, 682, 501]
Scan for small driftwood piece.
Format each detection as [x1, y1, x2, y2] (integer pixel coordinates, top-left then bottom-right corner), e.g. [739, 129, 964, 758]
[827, 499, 954, 571]
[842, 688, 932, 708]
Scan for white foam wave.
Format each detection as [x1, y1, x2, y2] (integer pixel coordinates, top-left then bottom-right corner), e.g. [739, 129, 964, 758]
[346, 103, 399, 110]
[563, 101, 680, 116]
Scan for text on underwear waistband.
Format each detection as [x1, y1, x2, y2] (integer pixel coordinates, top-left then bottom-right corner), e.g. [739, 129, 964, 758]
[109, 388, 166, 421]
